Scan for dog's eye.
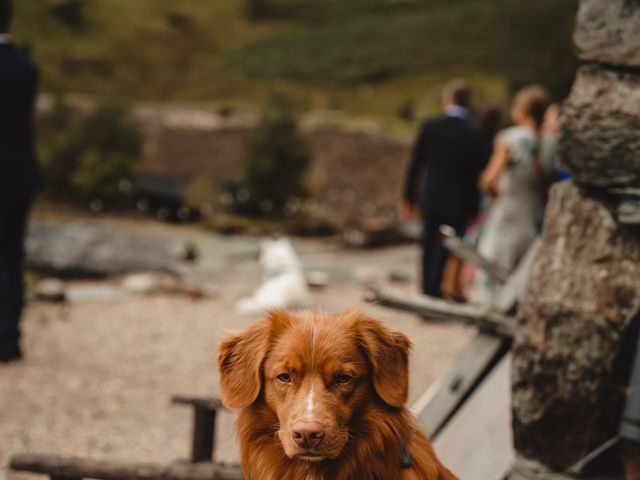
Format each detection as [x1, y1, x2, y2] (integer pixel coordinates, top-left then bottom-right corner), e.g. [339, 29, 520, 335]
[277, 373, 291, 383]
[336, 374, 353, 384]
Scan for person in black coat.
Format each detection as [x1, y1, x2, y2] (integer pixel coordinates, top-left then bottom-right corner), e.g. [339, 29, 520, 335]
[403, 79, 482, 298]
[0, 0, 39, 362]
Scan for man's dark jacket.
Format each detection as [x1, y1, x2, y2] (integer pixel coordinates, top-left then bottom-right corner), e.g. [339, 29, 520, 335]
[404, 115, 482, 220]
[0, 42, 39, 195]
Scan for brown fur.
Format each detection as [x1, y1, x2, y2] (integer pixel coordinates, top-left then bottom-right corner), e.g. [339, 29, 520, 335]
[217, 310, 457, 480]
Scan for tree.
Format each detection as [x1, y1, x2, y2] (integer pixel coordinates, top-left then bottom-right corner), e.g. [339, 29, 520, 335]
[41, 100, 142, 207]
[238, 93, 311, 217]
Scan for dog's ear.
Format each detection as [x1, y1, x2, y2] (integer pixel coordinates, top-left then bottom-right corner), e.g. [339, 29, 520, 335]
[217, 311, 291, 409]
[353, 312, 411, 408]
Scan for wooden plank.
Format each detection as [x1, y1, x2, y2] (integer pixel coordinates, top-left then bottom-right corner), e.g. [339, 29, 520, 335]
[191, 407, 216, 463]
[510, 457, 579, 480]
[10, 454, 244, 480]
[433, 353, 515, 480]
[440, 225, 511, 283]
[494, 238, 541, 314]
[365, 283, 516, 338]
[411, 332, 507, 438]
[171, 396, 225, 411]
[171, 396, 226, 464]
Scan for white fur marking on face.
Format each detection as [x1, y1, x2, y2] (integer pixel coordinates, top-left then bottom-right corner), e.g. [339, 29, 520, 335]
[305, 384, 315, 420]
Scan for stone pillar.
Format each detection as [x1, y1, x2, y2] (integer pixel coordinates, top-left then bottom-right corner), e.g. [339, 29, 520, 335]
[510, 0, 640, 477]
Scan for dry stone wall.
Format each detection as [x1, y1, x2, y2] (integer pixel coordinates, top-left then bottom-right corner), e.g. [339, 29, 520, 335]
[560, 66, 640, 190]
[136, 109, 412, 228]
[574, 0, 640, 68]
[511, 0, 640, 476]
[512, 183, 640, 472]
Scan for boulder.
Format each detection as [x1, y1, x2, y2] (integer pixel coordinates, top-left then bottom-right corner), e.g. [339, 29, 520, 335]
[511, 182, 640, 473]
[560, 65, 640, 190]
[27, 222, 195, 278]
[574, 0, 640, 68]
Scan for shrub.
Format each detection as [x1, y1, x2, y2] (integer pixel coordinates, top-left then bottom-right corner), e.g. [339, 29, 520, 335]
[227, 0, 578, 98]
[40, 100, 142, 207]
[49, 0, 89, 31]
[397, 99, 415, 122]
[236, 93, 311, 217]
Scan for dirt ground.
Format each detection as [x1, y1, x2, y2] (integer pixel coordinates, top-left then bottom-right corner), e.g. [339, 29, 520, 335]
[0, 224, 472, 479]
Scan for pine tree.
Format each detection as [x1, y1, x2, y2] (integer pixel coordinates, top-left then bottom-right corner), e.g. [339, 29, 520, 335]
[240, 94, 311, 217]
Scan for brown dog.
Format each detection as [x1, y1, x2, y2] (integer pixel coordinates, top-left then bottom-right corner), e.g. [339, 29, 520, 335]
[217, 309, 457, 480]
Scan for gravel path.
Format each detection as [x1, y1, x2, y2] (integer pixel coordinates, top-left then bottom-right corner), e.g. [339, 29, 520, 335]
[1, 241, 472, 479]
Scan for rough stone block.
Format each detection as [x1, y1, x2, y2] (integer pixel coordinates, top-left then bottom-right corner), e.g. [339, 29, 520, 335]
[26, 221, 192, 277]
[575, 0, 640, 67]
[511, 182, 640, 473]
[560, 65, 640, 189]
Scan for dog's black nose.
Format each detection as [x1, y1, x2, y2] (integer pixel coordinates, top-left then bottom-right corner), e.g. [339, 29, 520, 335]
[292, 421, 325, 448]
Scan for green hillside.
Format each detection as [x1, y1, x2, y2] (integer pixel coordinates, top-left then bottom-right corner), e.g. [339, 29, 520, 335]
[13, 0, 578, 128]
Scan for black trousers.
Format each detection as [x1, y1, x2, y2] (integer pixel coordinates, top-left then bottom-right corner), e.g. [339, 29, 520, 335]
[421, 213, 466, 298]
[0, 194, 32, 342]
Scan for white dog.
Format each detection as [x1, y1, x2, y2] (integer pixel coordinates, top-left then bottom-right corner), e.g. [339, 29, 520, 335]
[235, 238, 311, 315]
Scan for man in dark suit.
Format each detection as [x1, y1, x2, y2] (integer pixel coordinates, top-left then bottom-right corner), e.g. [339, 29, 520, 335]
[0, 0, 39, 362]
[403, 79, 482, 298]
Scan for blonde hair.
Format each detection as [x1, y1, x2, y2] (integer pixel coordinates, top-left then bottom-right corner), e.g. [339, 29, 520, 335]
[513, 85, 551, 180]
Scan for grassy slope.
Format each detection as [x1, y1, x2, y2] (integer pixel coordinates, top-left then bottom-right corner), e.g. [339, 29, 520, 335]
[13, 0, 578, 130]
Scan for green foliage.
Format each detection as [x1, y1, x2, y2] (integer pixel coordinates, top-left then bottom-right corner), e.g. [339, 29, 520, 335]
[397, 100, 415, 122]
[184, 176, 216, 210]
[237, 94, 311, 217]
[40, 100, 142, 206]
[227, 0, 578, 98]
[13, 0, 579, 124]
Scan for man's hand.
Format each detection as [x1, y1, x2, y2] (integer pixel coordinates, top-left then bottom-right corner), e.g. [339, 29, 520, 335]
[399, 200, 418, 219]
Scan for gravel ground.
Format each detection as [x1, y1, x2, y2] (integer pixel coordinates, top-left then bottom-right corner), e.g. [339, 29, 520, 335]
[0, 235, 472, 480]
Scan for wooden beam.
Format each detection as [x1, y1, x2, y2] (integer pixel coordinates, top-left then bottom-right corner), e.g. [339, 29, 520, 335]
[171, 396, 226, 463]
[10, 454, 244, 480]
[493, 238, 541, 314]
[171, 396, 224, 411]
[411, 332, 508, 438]
[365, 283, 516, 338]
[439, 225, 511, 283]
[432, 353, 515, 480]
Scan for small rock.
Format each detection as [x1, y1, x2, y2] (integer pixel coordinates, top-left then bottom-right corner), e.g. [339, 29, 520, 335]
[388, 271, 411, 284]
[199, 283, 221, 298]
[33, 278, 66, 303]
[173, 240, 200, 262]
[121, 273, 160, 295]
[157, 276, 204, 299]
[306, 271, 330, 288]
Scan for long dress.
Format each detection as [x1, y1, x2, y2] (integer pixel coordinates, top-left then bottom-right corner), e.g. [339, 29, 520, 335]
[471, 126, 558, 305]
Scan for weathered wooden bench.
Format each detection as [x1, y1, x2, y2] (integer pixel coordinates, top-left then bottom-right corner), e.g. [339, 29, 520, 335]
[10, 396, 244, 480]
[9, 454, 243, 480]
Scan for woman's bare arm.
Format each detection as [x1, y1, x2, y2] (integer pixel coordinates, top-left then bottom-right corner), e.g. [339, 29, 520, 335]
[479, 140, 510, 197]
